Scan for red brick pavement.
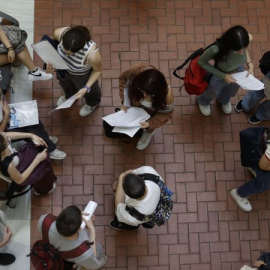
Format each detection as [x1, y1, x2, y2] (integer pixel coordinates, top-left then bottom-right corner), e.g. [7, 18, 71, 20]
[31, 1, 270, 269]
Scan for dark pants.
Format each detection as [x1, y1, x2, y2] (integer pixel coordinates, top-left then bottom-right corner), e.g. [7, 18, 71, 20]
[8, 120, 56, 153]
[237, 168, 270, 197]
[41, 35, 101, 107]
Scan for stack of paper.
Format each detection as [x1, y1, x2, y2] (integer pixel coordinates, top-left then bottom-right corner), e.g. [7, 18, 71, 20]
[102, 107, 150, 137]
[231, 71, 264, 90]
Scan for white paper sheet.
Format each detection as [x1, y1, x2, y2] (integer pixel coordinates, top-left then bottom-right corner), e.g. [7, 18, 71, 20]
[32, 40, 69, 70]
[231, 71, 264, 90]
[81, 201, 98, 230]
[49, 95, 77, 113]
[102, 107, 150, 137]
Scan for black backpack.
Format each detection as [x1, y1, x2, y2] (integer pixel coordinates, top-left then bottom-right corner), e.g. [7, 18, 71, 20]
[240, 127, 269, 169]
[259, 51, 270, 75]
[125, 173, 173, 227]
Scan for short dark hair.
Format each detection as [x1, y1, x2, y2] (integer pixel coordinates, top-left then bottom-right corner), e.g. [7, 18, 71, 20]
[63, 25, 91, 53]
[56, 205, 82, 237]
[122, 173, 145, 199]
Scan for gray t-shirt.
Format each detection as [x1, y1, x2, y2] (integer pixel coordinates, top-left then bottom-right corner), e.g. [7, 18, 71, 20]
[38, 215, 103, 269]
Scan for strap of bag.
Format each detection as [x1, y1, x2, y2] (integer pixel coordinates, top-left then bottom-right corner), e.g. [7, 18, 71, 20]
[42, 214, 92, 260]
[138, 173, 160, 184]
[173, 41, 218, 79]
[0, 11, 19, 27]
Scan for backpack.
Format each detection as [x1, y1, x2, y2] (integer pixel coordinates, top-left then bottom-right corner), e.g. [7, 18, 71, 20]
[28, 214, 92, 270]
[125, 173, 173, 227]
[173, 42, 217, 95]
[259, 51, 270, 75]
[240, 127, 270, 169]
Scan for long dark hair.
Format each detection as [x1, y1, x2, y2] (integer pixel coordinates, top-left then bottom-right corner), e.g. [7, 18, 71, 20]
[214, 25, 249, 62]
[128, 69, 168, 111]
[0, 134, 7, 154]
[62, 25, 91, 53]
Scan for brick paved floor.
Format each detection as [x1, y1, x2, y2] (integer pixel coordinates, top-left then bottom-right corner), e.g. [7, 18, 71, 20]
[31, 1, 270, 269]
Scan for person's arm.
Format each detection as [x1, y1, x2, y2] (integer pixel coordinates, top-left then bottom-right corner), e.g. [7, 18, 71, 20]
[0, 226, 12, 247]
[0, 26, 15, 63]
[259, 144, 270, 171]
[198, 45, 227, 80]
[75, 48, 102, 100]
[53, 27, 69, 42]
[115, 170, 132, 208]
[83, 216, 97, 258]
[6, 132, 47, 146]
[0, 99, 10, 132]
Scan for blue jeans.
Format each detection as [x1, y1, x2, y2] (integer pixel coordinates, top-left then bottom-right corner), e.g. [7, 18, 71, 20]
[197, 66, 243, 106]
[241, 71, 270, 120]
[237, 168, 270, 197]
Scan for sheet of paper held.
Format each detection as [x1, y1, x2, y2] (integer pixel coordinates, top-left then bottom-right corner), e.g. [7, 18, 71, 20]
[231, 71, 264, 91]
[102, 107, 150, 137]
[32, 40, 69, 70]
[49, 95, 77, 114]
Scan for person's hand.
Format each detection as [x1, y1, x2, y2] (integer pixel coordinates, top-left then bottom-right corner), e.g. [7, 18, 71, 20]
[82, 215, 96, 230]
[75, 88, 87, 100]
[2, 98, 10, 117]
[46, 63, 55, 74]
[119, 169, 133, 181]
[253, 260, 265, 268]
[2, 226, 12, 246]
[7, 50, 15, 63]
[224, 74, 236, 84]
[121, 105, 128, 112]
[36, 148, 48, 162]
[32, 134, 47, 147]
[140, 121, 150, 129]
[246, 62, 254, 77]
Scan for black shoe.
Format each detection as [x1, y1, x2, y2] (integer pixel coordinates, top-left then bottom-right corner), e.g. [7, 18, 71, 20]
[109, 219, 139, 230]
[235, 99, 244, 113]
[248, 115, 262, 125]
[0, 253, 16, 266]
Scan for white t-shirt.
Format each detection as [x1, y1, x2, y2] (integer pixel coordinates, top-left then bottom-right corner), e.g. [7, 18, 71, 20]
[116, 166, 162, 226]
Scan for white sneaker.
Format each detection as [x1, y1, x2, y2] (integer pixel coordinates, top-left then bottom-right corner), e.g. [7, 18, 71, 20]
[222, 101, 232, 114]
[246, 167, 257, 177]
[34, 182, 57, 196]
[49, 148, 66, 160]
[79, 104, 98, 117]
[136, 130, 155, 150]
[49, 136, 58, 144]
[57, 95, 66, 107]
[198, 104, 211, 116]
[230, 189, 252, 212]
[28, 67, 53, 81]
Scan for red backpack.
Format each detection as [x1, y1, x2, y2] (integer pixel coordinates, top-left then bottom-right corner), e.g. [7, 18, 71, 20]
[28, 214, 92, 270]
[173, 43, 217, 95]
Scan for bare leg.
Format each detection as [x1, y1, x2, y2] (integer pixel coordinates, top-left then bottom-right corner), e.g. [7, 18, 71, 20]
[16, 47, 36, 70]
[0, 54, 9, 66]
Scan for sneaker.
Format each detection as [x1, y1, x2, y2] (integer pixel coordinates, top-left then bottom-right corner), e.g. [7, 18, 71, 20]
[198, 104, 211, 116]
[230, 189, 252, 212]
[79, 104, 98, 117]
[49, 149, 66, 160]
[222, 101, 232, 114]
[248, 115, 262, 125]
[49, 136, 58, 144]
[56, 95, 66, 107]
[109, 219, 126, 231]
[28, 67, 53, 81]
[235, 99, 244, 113]
[246, 167, 257, 177]
[0, 253, 16, 266]
[34, 182, 57, 196]
[136, 130, 155, 150]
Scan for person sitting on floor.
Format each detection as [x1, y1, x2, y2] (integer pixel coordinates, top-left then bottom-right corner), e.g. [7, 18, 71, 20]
[0, 87, 66, 160]
[38, 205, 107, 270]
[0, 26, 52, 81]
[231, 141, 270, 212]
[0, 210, 15, 266]
[235, 71, 270, 125]
[110, 166, 162, 230]
[0, 131, 57, 195]
[119, 64, 174, 150]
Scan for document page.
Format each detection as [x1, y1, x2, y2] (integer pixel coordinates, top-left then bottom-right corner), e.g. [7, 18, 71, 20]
[50, 95, 77, 113]
[102, 107, 150, 137]
[32, 41, 69, 70]
[231, 71, 264, 90]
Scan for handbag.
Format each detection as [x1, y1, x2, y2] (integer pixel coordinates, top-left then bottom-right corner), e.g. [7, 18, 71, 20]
[0, 25, 27, 54]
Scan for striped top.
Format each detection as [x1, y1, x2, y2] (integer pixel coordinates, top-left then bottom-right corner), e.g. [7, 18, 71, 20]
[57, 32, 98, 75]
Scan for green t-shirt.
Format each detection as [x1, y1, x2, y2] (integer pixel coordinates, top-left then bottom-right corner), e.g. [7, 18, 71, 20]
[198, 45, 247, 80]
